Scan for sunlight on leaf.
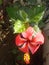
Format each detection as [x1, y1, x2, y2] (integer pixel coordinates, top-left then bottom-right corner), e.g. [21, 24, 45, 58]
[31, 11, 44, 24]
[13, 20, 26, 33]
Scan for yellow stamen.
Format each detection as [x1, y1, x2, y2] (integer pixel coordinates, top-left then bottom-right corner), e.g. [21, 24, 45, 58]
[24, 53, 30, 64]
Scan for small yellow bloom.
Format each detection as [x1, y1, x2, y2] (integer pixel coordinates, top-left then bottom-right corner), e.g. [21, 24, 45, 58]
[24, 53, 30, 64]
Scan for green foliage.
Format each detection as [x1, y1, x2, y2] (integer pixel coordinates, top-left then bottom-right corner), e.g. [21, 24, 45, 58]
[19, 10, 28, 21]
[21, 5, 45, 24]
[13, 20, 26, 33]
[6, 3, 45, 33]
[33, 25, 40, 32]
[0, 0, 2, 4]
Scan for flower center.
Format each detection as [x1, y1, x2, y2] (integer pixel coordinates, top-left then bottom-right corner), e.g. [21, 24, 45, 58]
[26, 39, 31, 43]
[20, 34, 32, 43]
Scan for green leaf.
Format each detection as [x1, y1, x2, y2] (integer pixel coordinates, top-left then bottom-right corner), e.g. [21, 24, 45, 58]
[6, 6, 29, 33]
[31, 11, 44, 24]
[33, 25, 40, 32]
[13, 20, 26, 33]
[20, 5, 45, 24]
[6, 6, 18, 20]
[6, 4, 45, 33]
[7, 4, 45, 23]
[29, 5, 45, 24]
[19, 10, 28, 21]
[6, 6, 28, 22]
[0, 0, 2, 4]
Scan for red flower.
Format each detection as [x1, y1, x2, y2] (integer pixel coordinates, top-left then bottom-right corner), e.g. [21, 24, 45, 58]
[15, 27, 44, 54]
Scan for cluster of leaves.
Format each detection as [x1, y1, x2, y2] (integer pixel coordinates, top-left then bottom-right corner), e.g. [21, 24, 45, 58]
[6, 1, 45, 33]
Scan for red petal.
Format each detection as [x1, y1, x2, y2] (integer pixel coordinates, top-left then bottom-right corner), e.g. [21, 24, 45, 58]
[28, 43, 40, 54]
[22, 27, 34, 40]
[22, 32, 27, 39]
[19, 43, 29, 53]
[32, 32, 44, 45]
[15, 35, 26, 46]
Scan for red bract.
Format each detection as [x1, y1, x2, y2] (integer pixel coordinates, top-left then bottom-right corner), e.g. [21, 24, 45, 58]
[15, 27, 44, 54]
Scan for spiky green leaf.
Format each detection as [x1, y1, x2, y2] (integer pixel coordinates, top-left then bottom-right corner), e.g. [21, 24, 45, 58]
[13, 20, 26, 33]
